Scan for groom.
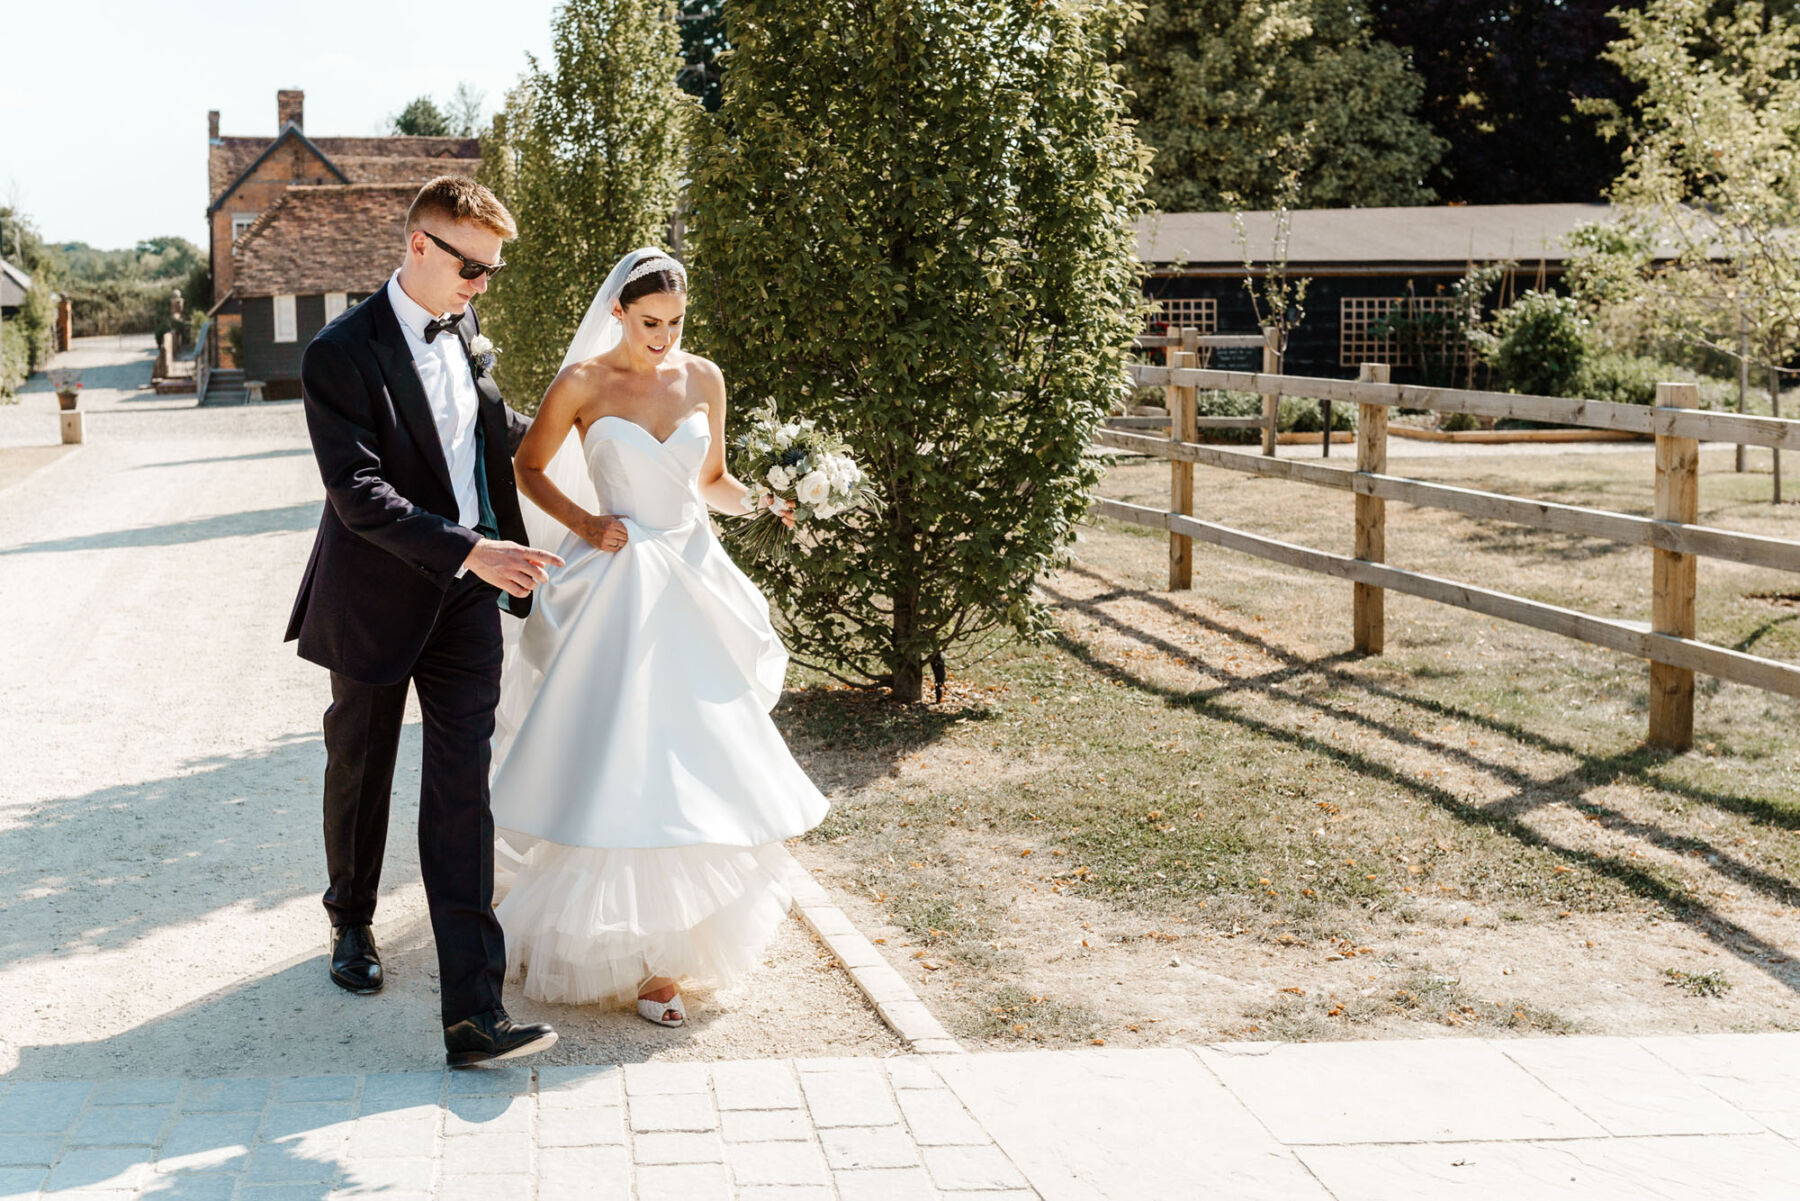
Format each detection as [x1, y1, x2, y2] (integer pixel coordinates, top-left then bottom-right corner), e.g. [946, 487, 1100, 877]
[285, 176, 563, 1066]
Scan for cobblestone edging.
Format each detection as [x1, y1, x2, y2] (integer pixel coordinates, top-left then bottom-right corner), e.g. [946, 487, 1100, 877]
[777, 850, 964, 1056]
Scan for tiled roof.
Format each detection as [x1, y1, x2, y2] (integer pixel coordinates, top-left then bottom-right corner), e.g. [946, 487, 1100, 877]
[208, 133, 479, 206]
[233, 184, 415, 297]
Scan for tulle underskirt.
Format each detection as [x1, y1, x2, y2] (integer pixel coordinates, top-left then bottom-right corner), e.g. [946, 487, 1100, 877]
[494, 837, 795, 1006]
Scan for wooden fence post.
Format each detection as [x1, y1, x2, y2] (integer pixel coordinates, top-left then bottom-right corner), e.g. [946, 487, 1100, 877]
[1169, 348, 1198, 590]
[1650, 380, 1700, 750]
[1353, 363, 1391, 654]
[1772, 365, 1784, 506]
[1261, 325, 1281, 457]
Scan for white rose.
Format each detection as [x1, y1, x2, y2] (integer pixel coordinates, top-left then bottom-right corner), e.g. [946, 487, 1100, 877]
[468, 335, 495, 356]
[814, 502, 839, 519]
[797, 471, 831, 506]
[767, 465, 791, 490]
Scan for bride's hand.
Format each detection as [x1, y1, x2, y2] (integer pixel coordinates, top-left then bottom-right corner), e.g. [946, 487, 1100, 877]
[576, 513, 629, 553]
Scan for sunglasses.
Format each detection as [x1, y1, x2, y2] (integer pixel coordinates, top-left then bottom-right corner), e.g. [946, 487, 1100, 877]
[422, 230, 507, 280]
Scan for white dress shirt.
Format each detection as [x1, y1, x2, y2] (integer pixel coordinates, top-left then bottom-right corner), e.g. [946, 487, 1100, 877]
[386, 271, 482, 533]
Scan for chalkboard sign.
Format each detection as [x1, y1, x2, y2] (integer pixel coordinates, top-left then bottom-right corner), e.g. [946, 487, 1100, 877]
[1209, 345, 1261, 373]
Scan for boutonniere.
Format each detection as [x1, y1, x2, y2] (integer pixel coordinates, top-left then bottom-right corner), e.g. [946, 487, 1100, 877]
[468, 334, 500, 378]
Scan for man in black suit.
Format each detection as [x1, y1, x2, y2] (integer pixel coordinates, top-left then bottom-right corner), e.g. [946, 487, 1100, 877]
[286, 176, 564, 1067]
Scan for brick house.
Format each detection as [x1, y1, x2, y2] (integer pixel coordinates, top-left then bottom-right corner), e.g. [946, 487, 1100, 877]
[205, 89, 479, 386]
[231, 185, 419, 399]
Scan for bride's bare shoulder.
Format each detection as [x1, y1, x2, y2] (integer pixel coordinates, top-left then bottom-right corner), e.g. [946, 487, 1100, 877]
[553, 353, 617, 390]
[678, 351, 725, 393]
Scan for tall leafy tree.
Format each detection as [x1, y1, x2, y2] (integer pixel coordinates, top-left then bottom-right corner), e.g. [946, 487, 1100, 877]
[1593, 0, 1800, 373]
[689, 0, 1150, 702]
[677, 0, 729, 111]
[1368, 0, 1641, 204]
[1120, 0, 1445, 211]
[477, 0, 689, 410]
[445, 82, 487, 136]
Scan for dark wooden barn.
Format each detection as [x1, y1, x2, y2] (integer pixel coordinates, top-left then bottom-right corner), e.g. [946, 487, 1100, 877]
[1137, 204, 1616, 380]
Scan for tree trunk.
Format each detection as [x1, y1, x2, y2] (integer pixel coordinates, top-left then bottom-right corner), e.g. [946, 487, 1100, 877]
[890, 578, 924, 703]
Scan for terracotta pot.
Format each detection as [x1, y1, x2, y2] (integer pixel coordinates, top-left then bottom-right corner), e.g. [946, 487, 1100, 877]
[56, 391, 79, 411]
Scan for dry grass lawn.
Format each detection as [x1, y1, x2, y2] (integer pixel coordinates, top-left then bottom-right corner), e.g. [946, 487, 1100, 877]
[780, 445, 1800, 1049]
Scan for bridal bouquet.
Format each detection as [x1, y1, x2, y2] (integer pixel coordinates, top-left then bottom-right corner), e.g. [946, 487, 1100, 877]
[730, 403, 880, 561]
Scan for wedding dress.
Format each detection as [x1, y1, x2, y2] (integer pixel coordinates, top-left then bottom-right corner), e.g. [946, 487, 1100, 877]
[489, 405, 830, 1004]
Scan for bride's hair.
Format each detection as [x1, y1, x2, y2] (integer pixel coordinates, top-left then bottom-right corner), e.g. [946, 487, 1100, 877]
[619, 264, 687, 309]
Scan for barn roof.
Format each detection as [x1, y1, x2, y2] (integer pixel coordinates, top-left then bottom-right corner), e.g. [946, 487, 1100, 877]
[1139, 204, 1623, 274]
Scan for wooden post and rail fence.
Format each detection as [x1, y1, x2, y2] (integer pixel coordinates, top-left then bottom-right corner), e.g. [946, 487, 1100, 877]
[1093, 359, 1800, 751]
[1129, 326, 1350, 458]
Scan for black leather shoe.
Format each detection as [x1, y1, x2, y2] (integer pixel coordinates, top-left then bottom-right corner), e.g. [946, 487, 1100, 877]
[444, 1007, 558, 1069]
[329, 924, 383, 995]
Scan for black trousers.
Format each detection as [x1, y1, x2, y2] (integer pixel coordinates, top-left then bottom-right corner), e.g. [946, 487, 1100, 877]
[320, 572, 507, 1025]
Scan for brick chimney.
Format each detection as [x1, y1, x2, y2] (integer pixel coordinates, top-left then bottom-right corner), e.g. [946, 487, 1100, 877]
[208, 110, 220, 142]
[277, 89, 304, 131]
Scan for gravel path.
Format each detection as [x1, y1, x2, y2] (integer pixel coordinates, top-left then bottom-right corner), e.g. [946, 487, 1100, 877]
[0, 338, 902, 1080]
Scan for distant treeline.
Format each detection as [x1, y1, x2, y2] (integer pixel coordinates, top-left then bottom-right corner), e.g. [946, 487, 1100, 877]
[56, 236, 210, 339]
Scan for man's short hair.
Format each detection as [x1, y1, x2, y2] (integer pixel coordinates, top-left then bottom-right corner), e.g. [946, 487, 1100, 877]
[406, 176, 518, 240]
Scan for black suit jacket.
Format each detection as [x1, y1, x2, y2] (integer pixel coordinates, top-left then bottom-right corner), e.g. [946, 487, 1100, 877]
[285, 287, 533, 686]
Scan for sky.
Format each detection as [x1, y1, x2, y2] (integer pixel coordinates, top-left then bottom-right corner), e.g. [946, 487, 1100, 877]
[0, 0, 563, 250]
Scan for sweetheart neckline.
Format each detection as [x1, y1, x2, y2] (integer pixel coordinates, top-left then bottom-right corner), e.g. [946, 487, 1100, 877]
[581, 409, 708, 449]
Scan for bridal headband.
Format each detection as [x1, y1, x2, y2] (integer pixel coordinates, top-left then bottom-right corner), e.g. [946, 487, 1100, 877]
[623, 255, 686, 287]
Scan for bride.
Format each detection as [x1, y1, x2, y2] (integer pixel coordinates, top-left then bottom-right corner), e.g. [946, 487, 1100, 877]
[489, 247, 829, 1026]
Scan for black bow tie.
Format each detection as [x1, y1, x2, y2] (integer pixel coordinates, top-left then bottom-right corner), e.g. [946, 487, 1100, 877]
[423, 313, 461, 343]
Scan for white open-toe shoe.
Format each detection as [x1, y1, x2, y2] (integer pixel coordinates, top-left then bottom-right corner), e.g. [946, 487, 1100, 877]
[636, 993, 686, 1027]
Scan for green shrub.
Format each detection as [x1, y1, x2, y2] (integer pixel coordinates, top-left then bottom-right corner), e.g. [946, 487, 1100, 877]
[1574, 351, 1668, 406]
[688, 0, 1148, 702]
[1183, 391, 1355, 443]
[1481, 290, 1589, 397]
[0, 319, 27, 400]
[476, 0, 688, 412]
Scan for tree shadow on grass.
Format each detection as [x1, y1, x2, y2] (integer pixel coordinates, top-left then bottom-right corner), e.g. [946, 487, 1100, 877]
[1041, 564, 1800, 998]
[1058, 563, 1800, 833]
[772, 685, 996, 793]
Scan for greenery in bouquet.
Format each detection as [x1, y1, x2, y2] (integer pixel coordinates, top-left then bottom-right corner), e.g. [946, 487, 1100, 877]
[728, 404, 881, 562]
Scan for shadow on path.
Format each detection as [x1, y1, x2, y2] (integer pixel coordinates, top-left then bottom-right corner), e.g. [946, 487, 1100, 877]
[0, 736, 341, 970]
[0, 503, 318, 556]
[136, 448, 314, 471]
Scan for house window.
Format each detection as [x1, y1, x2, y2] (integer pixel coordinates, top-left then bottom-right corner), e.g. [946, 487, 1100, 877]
[231, 213, 259, 242]
[1148, 297, 1217, 335]
[324, 292, 348, 322]
[1340, 296, 1468, 368]
[273, 294, 297, 343]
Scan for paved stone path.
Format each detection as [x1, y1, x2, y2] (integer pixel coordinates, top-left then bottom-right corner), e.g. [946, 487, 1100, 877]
[6, 1033, 1800, 1199]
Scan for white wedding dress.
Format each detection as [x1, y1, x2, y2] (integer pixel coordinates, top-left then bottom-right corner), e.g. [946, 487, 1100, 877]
[489, 408, 830, 1004]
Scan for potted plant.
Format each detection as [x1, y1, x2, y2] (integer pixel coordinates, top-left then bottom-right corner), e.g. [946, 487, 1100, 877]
[47, 367, 82, 411]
